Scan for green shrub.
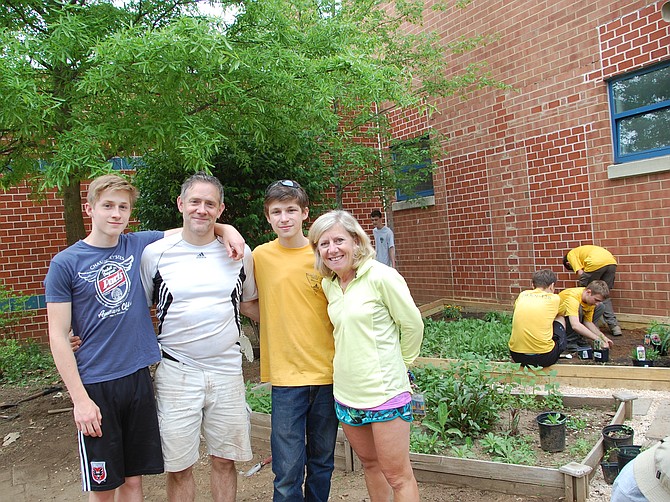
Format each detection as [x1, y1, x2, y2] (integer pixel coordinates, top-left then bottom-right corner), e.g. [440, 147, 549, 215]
[421, 317, 511, 360]
[0, 280, 31, 337]
[245, 382, 272, 414]
[0, 338, 57, 385]
[413, 360, 510, 437]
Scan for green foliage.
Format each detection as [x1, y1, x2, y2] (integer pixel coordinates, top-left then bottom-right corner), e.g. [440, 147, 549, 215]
[568, 438, 592, 459]
[567, 415, 588, 432]
[1, 0, 507, 242]
[631, 347, 660, 361]
[413, 361, 510, 437]
[539, 412, 565, 425]
[449, 437, 475, 458]
[479, 433, 536, 465]
[133, 146, 333, 248]
[0, 338, 58, 385]
[442, 304, 463, 319]
[245, 382, 272, 414]
[647, 322, 670, 354]
[409, 428, 447, 455]
[0, 280, 31, 336]
[421, 317, 511, 360]
[483, 311, 513, 324]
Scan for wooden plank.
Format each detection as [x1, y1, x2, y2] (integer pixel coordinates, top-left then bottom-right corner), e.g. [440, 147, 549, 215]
[415, 357, 670, 391]
[419, 298, 670, 328]
[419, 299, 445, 317]
[410, 453, 564, 497]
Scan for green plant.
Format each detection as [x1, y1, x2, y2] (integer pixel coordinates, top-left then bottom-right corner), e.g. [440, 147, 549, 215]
[631, 347, 660, 361]
[442, 304, 463, 319]
[483, 311, 513, 324]
[0, 338, 58, 385]
[540, 412, 565, 425]
[414, 360, 511, 437]
[0, 280, 31, 337]
[568, 438, 592, 459]
[409, 428, 447, 455]
[450, 437, 475, 458]
[567, 415, 588, 432]
[245, 382, 272, 414]
[479, 433, 536, 465]
[647, 321, 670, 354]
[421, 317, 511, 360]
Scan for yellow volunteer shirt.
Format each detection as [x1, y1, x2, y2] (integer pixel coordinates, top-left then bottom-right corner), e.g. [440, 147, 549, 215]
[509, 288, 559, 354]
[566, 245, 616, 273]
[558, 287, 595, 322]
[252, 240, 334, 386]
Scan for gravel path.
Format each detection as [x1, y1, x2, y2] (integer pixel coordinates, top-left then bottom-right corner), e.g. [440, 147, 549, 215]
[557, 385, 669, 501]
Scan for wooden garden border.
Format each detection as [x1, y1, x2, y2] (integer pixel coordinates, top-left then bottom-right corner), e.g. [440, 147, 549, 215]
[417, 299, 670, 392]
[249, 394, 636, 502]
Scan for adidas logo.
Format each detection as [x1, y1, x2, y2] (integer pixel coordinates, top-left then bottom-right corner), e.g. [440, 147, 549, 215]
[196, 252, 206, 259]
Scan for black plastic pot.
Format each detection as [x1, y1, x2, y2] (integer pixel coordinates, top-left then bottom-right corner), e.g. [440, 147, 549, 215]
[593, 348, 609, 362]
[536, 412, 567, 452]
[632, 359, 654, 367]
[600, 461, 619, 484]
[602, 424, 634, 461]
[617, 445, 642, 470]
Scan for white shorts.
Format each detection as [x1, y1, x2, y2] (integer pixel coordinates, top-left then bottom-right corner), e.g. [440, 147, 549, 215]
[154, 359, 252, 472]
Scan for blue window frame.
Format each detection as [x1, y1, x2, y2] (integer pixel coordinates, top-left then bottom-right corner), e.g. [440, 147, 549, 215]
[608, 61, 670, 163]
[392, 136, 434, 201]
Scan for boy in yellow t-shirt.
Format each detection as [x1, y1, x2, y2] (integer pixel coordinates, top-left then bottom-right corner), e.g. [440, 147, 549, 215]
[558, 280, 614, 352]
[509, 270, 566, 367]
[246, 180, 338, 502]
[563, 245, 621, 336]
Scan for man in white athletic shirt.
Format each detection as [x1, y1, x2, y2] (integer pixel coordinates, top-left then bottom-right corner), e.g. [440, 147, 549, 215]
[141, 172, 257, 502]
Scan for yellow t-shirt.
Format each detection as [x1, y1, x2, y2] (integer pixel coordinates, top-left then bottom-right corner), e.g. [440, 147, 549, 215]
[558, 287, 595, 322]
[509, 288, 559, 354]
[566, 245, 616, 273]
[252, 240, 334, 386]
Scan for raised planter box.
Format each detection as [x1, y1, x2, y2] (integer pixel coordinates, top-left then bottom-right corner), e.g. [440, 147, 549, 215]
[416, 356, 670, 392]
[406, 396, 632, 502]
[250, 393, 636, 502]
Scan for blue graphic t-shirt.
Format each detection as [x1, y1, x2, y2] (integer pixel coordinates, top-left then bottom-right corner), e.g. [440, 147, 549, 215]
[45, 231, 163, 384]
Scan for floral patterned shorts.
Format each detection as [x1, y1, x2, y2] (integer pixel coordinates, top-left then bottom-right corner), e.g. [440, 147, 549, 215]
[335, 401, 413, 426]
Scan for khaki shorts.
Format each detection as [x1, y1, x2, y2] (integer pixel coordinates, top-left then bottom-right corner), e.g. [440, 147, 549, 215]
[154, 359, 252, 472]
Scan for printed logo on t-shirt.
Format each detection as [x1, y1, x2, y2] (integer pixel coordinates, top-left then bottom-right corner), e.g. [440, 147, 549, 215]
[306, 272, 324, 295]
[79, 256, 134, 314]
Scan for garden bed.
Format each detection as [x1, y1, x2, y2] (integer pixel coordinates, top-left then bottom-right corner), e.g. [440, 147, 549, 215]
[249, 396, 632, 502]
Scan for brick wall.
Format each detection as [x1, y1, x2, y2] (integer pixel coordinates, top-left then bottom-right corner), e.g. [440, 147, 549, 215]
[1, 184, 69, 342]
[386, 0, 670, 317]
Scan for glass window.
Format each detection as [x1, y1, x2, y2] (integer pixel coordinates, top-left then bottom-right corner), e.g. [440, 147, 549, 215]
[392, 136, 434, 201]
[609, 62, 670, 162]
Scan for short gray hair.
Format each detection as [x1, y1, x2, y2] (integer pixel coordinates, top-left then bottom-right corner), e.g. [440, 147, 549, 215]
[180, 172, 224, 204]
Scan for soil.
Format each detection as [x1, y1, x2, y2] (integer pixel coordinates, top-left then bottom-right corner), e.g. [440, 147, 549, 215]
[0, 325, 654, 500]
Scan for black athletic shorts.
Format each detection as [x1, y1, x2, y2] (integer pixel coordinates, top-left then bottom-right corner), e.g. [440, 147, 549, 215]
[78, 367, 164, 492]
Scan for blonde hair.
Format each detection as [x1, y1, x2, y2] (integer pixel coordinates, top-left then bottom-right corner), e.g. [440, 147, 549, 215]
[308, 210, 375, 276]
[87, 174, 139, 207]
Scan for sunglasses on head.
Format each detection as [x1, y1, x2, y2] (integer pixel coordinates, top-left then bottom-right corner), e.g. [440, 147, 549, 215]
[266, 180, 301, 193]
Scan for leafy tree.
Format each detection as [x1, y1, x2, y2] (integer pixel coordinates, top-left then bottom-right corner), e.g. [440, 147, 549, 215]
[133, 141, 333, 248]
[1, 0, 503, 243]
